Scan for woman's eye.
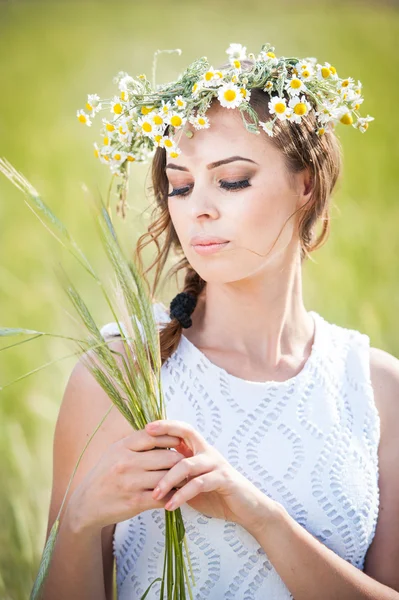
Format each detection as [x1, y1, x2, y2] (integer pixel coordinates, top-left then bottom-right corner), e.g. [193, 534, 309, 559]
[167, 179, 251, 197]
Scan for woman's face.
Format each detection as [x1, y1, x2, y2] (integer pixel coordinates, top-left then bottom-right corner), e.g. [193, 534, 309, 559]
[166, 103, 308, 284]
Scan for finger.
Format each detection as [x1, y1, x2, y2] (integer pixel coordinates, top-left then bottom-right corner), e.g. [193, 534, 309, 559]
[152, 453, 213, 500]
[164, 471, 221, 511]
[145, 420, 207, 453]
[121, 431, 183, 452]
[140, 449, 185, 471]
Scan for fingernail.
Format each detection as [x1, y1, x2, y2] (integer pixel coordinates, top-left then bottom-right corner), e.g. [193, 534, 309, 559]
[165, 500, 175, 510]
[153, 486, 162, 499]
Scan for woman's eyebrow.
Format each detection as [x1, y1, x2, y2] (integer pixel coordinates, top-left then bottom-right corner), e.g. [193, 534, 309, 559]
[165, 156, 259, 172]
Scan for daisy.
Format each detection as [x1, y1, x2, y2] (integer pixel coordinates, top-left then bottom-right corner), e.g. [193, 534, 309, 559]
[111, 149, 127, 166]
[240, 87, 251, 102]
[217, 82, 243, 109]
[263, 81, 274, 93]
[288, 95, 312, 123]
[339, 77, 355, 91]
[191, 80, 204, 97]
[173, 96, 187, 110]
[85, 94, 102, 115]
[159, 136, 177, 151]
[285, 76, 306, 96]
[188, 113, 210, 130]
[102, 118, 116, 133]
[160, 100, 173, 115]
[226, 43, 247, 61]
[77, 109, 92, 127]
[138, 115, 162, 138]
[297, 65, 314, 81]
[202, 67, 224, 88]
[259, 120, 275, 137]
[259, 50, 278, 66]
[268, 96, 289, 120]
[93, 142, 100, 158]
[166, 111, 187, 129]
[331, 105, 354, 126]
[354, 115, 374, 133]
[111, 96, 125, 116]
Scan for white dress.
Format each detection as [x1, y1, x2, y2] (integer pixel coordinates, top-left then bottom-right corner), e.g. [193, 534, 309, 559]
[100, 302, 381, 599]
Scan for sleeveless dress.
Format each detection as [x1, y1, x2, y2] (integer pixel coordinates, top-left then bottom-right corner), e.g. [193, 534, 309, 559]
[100, 302, 381, 600]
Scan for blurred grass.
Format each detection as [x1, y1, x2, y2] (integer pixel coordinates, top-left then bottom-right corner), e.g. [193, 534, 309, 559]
[0, 0, 397, 597]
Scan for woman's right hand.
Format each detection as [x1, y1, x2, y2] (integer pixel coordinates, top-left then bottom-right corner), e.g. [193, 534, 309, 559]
[66, 429, 186, 533]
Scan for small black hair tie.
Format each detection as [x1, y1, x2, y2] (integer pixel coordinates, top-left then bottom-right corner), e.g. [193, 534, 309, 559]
[169, 292, 197, 329]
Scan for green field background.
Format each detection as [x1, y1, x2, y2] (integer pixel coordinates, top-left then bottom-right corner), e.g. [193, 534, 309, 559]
[0, 1, 397, 598]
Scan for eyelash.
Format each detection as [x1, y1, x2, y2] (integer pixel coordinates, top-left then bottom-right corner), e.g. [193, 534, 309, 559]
[167, 179, 251, 197]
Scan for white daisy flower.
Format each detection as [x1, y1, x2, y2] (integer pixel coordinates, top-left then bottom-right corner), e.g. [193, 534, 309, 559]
[173, 95, 187, 110]
[138, 115, 162, 138]
[85, 94, 102, 115]
[191, 80, 204, 97]
[166, 146, 182, 159]
[77, 109, 92, 126]
[316, 62, 338, 81]
[268, 96, 289, 120]
[331, 105, 354, 126]
[118, 74, 135, 93]
[339, 77, 355, 91]
[111, 96, 125, 116]
[166, 111, 187, 129]
[297, 65, 314, 81]
[258, 50, 278, 66]
[159, 136, 177, 151]
[93, 142, 100, 158]
[226, 43, 247, 61]
[263, 81, 274, 93]
[160, 100, 173, 115]
[111, 149, 127, 165]
[354, 115, 374, 133]
[102, 118, 117, 133]
[316, 126, 327, 136]
[288, 95, 312, 123]
[202, 66, 224, 88]
[285, 76, 306, 96]
[217, 82, 243, 109]
[188, 113, 210, 130]
[259, 120, 275, 137]
[126, 152, 137, 162]
[240, 87, 251, 102]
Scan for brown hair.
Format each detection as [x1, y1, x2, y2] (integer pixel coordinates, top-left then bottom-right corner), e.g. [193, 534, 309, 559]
[135, 60, 343, 364]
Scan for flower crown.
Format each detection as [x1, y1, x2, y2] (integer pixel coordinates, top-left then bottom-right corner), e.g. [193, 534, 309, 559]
[77, 42, 373, 217]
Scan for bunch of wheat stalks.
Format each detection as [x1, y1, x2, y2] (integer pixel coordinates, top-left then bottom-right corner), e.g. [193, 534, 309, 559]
[0, 158, 195, 600]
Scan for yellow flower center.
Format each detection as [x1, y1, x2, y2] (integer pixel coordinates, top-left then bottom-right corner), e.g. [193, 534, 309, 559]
[267, 51, 276, 58]
[215, 71, 223, 78]
[231, 75, 238, 83]
[85, 102, 93, 112]
[198, 117, 206, 125]
[104, 155, 110, 161]
[103, 136, 109, 145]
[154, 134, 162, 143]
[274, 102, 286, 114]
[142, 122, 152, 132]
[192, 83, 198, 93]
[113, 103, 123, 114]
[141, 106, 152, 115]
[169, 151, 179, 158]
[290, 78, 301, 89]
[106, 123, 115, 132]
[164, 139, 174, 148]
[354, 103, 360, 110]
[342, 80, 350, 88]
[78, 114, 87, 124]
[205, 71, 214, 81]
[329, 66, 337, 75]
[127, 155, 136, 162]
[176, 99, 184, 107]
[361, 122, 369, 130]
[114, 153, 121, 161]
[120, 91, 126, 101]
[294, 103, 307, 116]
[224, 89, 237, 102]
[153, 115, 164, 125]
[302, 69, 310, 79]
[321, 67, 330, 79]
[340, 112, 353, 125]
[234, 60, 241, 69]
[94, 148, 99, 158]
[317, 128, 325, 136]
[171, 115, 182, 127]
[240, 88, 247, 98]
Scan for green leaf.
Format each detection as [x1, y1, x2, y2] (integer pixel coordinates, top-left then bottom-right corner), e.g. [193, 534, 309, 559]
[140, 577, 162, 600]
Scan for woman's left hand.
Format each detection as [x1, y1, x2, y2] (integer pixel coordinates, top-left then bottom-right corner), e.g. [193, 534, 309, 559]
[145, 419, 277, 532]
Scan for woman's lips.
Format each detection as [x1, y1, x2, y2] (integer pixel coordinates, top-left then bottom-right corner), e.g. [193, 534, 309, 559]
[192, 241, 230, 255]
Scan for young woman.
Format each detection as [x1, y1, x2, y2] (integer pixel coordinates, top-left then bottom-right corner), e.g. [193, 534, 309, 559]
[42, 65, 399, 599]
